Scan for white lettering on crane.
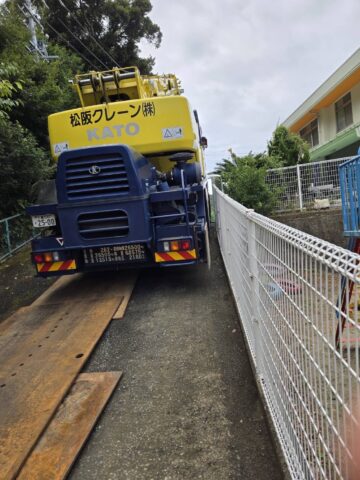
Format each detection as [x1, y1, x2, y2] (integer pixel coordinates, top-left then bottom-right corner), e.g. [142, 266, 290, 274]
[102, 127, 114, 138]
[126, 123, 140, 136]
[113, 125, 124, 136]
[86, 123, 140, 141]
[87, 128, 100, 140]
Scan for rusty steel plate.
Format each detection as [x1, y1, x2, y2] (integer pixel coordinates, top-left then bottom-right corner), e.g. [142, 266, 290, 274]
[18, 372, 122, 480]
[31, 271, 137, 307]
[0, 272, 136, 479]
[112, 270, 138, 319]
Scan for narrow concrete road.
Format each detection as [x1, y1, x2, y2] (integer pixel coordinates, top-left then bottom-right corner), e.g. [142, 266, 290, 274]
[70, 233, 283, 480]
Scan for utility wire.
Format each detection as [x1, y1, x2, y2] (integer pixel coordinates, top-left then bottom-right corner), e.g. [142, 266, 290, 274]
[45, 22, 99, 69]
[55, 14, 109, 69]
[22, 3, 99, 70]
[55, 0, 120, 68]
[18, 4, 43, 30]
[41, 0, 108, 69]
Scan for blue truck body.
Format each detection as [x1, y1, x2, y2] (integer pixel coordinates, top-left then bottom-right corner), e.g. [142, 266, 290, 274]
[27, 145, 209, 276]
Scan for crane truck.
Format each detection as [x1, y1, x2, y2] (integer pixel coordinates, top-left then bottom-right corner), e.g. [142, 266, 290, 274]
[27, 67, 210, 276]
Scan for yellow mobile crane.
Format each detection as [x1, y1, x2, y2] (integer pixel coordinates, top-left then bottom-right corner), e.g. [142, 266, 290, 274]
[27, 67, 210, 275]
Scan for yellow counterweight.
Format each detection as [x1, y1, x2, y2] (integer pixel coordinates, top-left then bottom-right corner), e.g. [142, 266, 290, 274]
[48, 67, 205, 174]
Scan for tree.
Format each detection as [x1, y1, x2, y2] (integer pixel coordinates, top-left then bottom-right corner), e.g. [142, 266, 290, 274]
[0, 0, 162, 217]
[268, 125, 310, 167]
[0, 63, 23, 125]
[0, 62, 50, 217]
[0, 4, 79, 216]
[213, 152, 281, 215]
[37, 0, 162, 73]
[226, 163, 278, 215]
[214, 150, 280, 178]
[10, 44, 83, 148]
[0, 121, 51, 217]
[0, 3, 83, 148]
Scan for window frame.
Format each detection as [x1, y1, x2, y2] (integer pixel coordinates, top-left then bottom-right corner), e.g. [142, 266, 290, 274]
[335, 91, 353, 133]
[299, 118, 319, 148]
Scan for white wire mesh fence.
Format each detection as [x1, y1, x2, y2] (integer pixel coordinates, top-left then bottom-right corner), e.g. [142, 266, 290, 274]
[214, 186, 360, 480]
[266, 158, 353, 212]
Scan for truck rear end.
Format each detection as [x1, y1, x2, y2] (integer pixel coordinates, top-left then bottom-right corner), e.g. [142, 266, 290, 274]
[27, 67, 210, 276]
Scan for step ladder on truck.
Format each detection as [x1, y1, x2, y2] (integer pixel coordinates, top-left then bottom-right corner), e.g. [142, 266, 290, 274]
[27, 67, 210, 276]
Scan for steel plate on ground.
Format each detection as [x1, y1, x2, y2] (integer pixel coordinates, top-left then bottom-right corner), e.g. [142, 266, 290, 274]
[18, 372, 122, 480]
[0, 272, 136, 480]
[31, 271, 137, 306]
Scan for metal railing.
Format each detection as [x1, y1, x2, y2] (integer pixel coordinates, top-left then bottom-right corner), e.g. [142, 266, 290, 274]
[266, 157, 353, 212]
[0, 213, 36, 262]
[214, 186, 360, 479]
[338, 155, 360, 237]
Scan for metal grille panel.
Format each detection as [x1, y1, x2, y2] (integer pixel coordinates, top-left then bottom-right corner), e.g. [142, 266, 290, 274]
[78, 210, 129, 239]
[65, 154, 129, 200]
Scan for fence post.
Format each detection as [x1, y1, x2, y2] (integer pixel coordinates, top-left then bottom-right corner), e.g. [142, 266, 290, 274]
[296, 164, 303, 210]
[4, 218, 12, 257]
[247, 210, 263, 374]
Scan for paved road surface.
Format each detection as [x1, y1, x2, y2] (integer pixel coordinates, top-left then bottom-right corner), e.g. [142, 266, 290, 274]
[70, 233, 283, 480]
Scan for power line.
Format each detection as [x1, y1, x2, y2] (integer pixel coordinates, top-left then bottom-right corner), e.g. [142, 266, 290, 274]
[44, 21, 99, 69]
[22, 4, 100, 70]
[18, 1, 57, 61]
[55, 0, 120, 68]
[54, 14, 109, 69]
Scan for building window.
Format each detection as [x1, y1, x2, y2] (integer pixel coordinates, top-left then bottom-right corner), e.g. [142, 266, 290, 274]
[300, 119, 319, 148]
[335, 92, 353, 132]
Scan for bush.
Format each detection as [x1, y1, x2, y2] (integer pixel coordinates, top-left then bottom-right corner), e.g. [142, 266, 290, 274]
[227, 162, 279, 215]
[0, 120, 51, 217]
[213, 153, 281, 215]
[213, 125, 310, 215]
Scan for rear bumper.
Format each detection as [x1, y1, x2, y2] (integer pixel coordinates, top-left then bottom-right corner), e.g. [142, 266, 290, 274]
[31, 239, 200, 277]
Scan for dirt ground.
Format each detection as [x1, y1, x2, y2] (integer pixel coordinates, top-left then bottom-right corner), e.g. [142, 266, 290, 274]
[68, 233, 283, 480]
[0, 246, 56, 322]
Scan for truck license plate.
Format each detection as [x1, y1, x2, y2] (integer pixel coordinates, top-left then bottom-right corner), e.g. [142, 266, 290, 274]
[32, 214, 56, 228]
[83, 244, 147, 264]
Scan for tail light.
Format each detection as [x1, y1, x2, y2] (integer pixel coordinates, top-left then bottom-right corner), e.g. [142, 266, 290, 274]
[44, 252, 53, 262]
[33, 251, 60, 263]
[161, 239, 192, 252]
[180, 240, 191, 250]
[34, 254, 44, 263]
[170, 241, 180, 251]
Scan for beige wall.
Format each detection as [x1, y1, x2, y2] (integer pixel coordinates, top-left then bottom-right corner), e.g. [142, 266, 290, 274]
[351, 82, 360, 123]
[302, 82, 360, 149]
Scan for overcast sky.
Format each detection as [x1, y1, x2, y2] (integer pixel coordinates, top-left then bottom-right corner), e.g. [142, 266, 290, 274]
[140, 0, 360, 171]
